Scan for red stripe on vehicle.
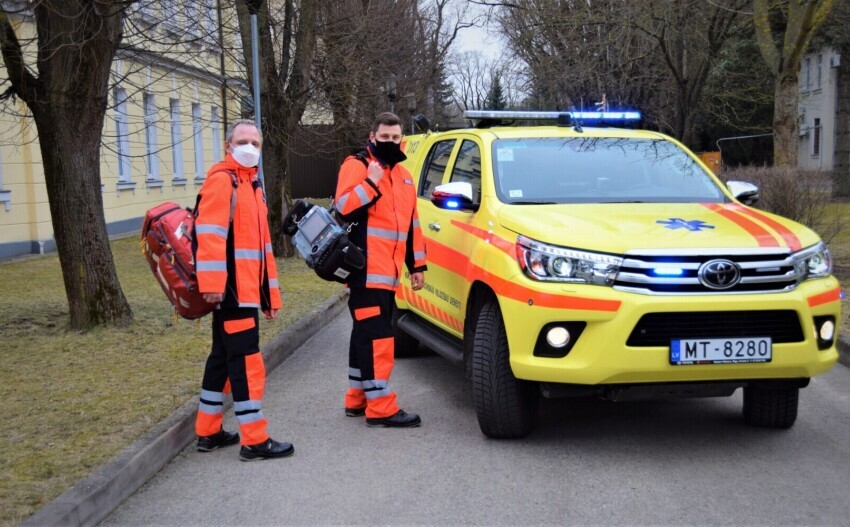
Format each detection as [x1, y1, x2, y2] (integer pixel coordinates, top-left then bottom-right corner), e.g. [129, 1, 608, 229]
[807, 287, 842, 308]
[702, 203, 780, 247]
[727, 204, 802, 251]
[450, 220, 515, 255]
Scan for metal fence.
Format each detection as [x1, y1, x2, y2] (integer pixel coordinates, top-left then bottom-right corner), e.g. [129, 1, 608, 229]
[288, 125, 343, 199]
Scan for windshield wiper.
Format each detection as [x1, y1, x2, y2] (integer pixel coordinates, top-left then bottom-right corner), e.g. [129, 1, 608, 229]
[510, 200, 557, 205]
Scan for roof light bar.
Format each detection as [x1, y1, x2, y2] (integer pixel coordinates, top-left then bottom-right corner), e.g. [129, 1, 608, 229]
[464, 110, 641, 121]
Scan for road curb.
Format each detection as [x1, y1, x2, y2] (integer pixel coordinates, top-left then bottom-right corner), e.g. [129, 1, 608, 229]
[22, 289, 349, 527]
[838, 336, 850, 368]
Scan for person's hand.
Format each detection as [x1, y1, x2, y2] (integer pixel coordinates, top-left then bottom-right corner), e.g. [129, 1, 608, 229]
[410, 272, 425, 291]
[367, 161, 383, 185]
[203, 293, 223, 304]
[264, 309, 279, 320]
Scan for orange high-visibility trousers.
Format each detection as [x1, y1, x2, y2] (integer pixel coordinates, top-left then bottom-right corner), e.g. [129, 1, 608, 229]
[196, 308, 269, 446]
[345, 287, 399, 419]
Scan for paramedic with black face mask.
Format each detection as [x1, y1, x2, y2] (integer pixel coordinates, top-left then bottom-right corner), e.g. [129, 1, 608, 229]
[194, 119, 293, 460]
[334, 112, 428, 427]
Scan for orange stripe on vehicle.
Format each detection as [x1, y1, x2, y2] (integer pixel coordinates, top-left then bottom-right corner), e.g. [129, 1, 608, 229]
[451, 220, 515, 255]
[427, 239, 620, 312]
[354, 305, 381, 320]
[727, 204, 802, 251]
[399, 284, 464, 332]
[702, 203, 780, 247]
[807, 287, 842, 307]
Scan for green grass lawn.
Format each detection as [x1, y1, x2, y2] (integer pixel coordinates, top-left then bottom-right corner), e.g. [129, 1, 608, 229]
[0, 236, 342, 526]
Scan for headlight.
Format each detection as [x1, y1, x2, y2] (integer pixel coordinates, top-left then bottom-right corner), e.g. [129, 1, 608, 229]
[515, 235, 622, 285]
[793, 242, 832, 282]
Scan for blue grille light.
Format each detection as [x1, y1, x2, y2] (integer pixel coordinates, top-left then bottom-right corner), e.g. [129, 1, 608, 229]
[446, 200, 460, 209]
[652, 267, 684, 276]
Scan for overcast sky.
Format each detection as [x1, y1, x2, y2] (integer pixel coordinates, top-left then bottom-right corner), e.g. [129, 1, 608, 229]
[454, 2, 503, 60]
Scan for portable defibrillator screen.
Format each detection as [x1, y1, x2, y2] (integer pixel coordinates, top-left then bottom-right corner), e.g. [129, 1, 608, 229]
[300, 209, 327, 243]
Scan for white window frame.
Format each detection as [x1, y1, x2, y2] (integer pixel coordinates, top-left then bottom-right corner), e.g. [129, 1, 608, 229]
[205, 0, 218, 44]
[186, 0, 200, 36]
[816, 54, 822, 89]
[192, 103, 205, 182]
[804, 57, 811, 91]
[170, 99, 185, 183]
[144, 92, 161, 184]
[114, 88, 133, 187]
[211, 106, 222, 162]
[812, 117, 821, 157]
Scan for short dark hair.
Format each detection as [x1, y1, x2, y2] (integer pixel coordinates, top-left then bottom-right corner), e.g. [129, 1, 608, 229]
[371, 112, 402, 133]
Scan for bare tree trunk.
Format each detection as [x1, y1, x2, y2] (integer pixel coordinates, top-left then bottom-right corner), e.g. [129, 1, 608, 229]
[0, 1, 133, 330]
[834, 41, 850, 197]
[773, 74, 800, 167]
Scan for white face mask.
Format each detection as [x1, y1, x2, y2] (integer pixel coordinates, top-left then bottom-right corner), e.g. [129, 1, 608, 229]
[230, 144, 261, 168]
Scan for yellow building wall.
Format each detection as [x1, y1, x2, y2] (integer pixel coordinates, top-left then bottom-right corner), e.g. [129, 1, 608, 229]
[0, 3, 248, 258]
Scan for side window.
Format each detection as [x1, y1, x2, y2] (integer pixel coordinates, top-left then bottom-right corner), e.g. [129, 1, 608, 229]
[449, 140, 482, 203]
[419, 139, 456, 199]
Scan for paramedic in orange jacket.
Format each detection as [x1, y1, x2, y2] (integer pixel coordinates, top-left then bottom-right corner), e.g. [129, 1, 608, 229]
[335, 112, 427, 428]
[193, 119, 293, 461]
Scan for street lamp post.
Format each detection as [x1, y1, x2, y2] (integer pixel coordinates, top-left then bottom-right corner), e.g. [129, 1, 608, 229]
[245, 0, 264, 190]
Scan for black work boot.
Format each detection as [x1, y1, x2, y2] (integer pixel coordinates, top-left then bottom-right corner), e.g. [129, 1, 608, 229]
[239, 438, 295, 461]
[345, 407, 366, 417]
[197, 429, 240, 452]
[366, 409, 421, 428]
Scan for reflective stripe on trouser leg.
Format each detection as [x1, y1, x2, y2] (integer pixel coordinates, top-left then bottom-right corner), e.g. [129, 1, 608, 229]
[235, 352, 269, 446]
[196, 388, 225, 437]
[346, 367, 367, 410]
[364, 336, 398, 418]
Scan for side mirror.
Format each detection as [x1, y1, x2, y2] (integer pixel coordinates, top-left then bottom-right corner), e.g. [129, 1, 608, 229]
[431, 181, 479, 212]
[412, 114, 431, 132]
[727, 180, 759, 206]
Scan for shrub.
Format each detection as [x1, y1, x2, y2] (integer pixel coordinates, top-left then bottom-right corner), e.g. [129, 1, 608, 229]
[719, 165, 842, 244]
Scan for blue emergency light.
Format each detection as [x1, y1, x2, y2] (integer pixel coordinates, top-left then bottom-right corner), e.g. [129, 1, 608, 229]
[464, 110, 642, 123]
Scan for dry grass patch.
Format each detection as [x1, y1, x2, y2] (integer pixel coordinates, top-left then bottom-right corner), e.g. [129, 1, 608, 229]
[0, 236, 341, 526]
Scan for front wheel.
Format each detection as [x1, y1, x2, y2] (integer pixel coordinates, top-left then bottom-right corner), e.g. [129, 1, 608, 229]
[471, 299, 538, 438]
[742, 385, 799, 428]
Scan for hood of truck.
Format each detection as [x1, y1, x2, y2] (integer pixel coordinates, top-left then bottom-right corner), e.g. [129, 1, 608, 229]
[497, 202, 821, 254]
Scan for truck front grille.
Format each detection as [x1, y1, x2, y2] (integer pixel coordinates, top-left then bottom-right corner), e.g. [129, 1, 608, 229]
[626, 310, 804, 347]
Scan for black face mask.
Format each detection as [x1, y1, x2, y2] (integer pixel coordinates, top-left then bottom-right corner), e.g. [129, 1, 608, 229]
[369, 140, 407, 166]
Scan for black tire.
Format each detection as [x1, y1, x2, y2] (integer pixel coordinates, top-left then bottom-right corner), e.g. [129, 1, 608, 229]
[392, 307, 421, 358]
[743, 385, 799, 428]
[471, 299, 539, 438]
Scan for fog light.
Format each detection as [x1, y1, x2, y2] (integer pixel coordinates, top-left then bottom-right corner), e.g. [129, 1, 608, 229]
[546, 327, 570, 348]
[819, 320, 835, 341]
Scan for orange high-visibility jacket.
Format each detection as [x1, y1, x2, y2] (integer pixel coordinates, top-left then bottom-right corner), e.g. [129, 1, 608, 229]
[335, 149, 427, 290]
[195, 155, 282, 311]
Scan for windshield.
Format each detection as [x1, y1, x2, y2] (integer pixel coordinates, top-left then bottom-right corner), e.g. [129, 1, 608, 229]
[493, 137, 727, 204]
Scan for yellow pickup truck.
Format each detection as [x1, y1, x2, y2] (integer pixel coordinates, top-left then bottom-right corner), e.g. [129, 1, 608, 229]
[393, 111, 841, 438]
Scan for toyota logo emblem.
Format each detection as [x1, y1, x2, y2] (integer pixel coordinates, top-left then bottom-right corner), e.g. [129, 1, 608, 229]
[698, 259, 741, 290]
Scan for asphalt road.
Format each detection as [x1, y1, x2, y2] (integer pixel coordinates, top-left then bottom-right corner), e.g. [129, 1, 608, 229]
[102, 311, 850, 526]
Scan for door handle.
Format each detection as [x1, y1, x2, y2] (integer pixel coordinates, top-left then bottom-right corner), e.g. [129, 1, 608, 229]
[428, 222, 441, 232]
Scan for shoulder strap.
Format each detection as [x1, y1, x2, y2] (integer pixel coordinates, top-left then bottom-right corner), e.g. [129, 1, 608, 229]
[193, 170, 239, 224]
[351, 150, 370, 168]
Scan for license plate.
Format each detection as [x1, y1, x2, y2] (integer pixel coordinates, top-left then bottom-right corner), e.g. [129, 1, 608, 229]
[670, 337, 772, 365]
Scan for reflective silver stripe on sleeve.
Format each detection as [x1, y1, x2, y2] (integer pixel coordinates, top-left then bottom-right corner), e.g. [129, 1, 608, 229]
[200, 389, 224, 402]
[336, 194, 349, 212]
[354, 184, 369, 205]
[196, 224, 228, 238]
[234, 400, 262, 412]
[238, 302, 261, 308]
[198, 402, 223, 415]
[366, 274, 398, 287]
[236, 411, 265, 424]
[368, 227, 400, 240]
[196, 260, 227, 271]
[414, 251, 426, 261]
[412, 218, 420, 228]
[265, 243, 273, 252]
[268, 278, 279, 288]
[234, 249, 263, 260]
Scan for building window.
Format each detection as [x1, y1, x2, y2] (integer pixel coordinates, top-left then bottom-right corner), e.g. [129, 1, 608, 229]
[144, 93, 160, 183]
[205, 0, 218, 42]
[170, 99, 184, 181]
[192, 103, 205, 181]
[816, 54, 822, 89]
[211, 106, 222, 161]
[0, 144, 10, 211]
[186, 0, 200, 36]
[804, 57, 811, 91]
[812, 118, 821, 156]
[114, 88, 133, 184]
